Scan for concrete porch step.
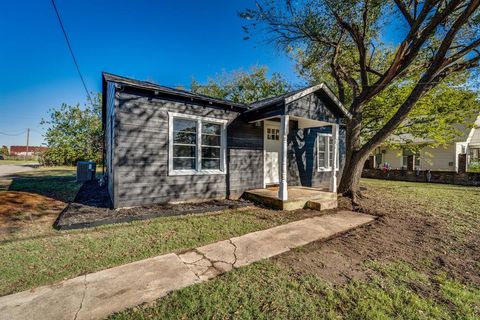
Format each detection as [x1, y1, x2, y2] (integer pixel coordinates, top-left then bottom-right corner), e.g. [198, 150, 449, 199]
[242, 186, 337, 211]
[305, 199, 338, 211]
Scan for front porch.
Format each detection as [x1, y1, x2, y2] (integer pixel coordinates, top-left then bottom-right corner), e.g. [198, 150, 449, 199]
[240, 84, 352, 210]
[243, 186, 337, 211]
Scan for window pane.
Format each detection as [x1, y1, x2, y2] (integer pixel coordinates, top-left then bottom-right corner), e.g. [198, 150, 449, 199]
[173, 119, 196, 133]
[202, 134, 221, 146]
[318, 135, 330, 168]
[203, 122, 221, 135]
[318, 136, 326, 152]
[173, 145, 196, 158]
[329, 138, 333, 167]
[173, 132, 196, 144]
[202, 147, 220, 159]
[318, 157, 326, 168]
[202, 159, 220, 170]
[173, 158, 196, 170]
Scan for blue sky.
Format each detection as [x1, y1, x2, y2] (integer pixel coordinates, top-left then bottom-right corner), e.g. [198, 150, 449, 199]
[0, 0, 302, 146]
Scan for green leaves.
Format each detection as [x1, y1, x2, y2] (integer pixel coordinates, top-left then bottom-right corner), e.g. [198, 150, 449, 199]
[0, 145, 8, 156]
[191, 66, 292, 104]
[363, 72, 480, 149]
[41, 93, 103, 166]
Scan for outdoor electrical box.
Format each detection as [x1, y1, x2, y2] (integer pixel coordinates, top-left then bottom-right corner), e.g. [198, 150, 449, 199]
[77, 161, 96, 182]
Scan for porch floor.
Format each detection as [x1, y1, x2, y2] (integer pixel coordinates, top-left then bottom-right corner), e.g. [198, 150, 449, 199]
[243, 186, 337, 211]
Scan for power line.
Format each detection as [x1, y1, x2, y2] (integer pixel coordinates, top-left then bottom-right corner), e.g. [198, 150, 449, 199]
[50, 0, 92, 101]
[0, 130, 27, 136]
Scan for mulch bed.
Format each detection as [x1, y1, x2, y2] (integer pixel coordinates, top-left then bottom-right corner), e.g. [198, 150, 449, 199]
[54, 180, 251, 230]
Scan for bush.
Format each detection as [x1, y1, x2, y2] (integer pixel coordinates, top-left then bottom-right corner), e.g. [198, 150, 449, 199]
[41, 94, 103, 166]
[468, 161, 480, 172]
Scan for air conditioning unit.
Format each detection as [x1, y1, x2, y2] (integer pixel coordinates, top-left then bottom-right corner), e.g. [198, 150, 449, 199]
[77, 161, 96, 182]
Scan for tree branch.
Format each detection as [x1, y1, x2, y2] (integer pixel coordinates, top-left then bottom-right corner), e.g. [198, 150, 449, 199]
[394, 0, 415, 26]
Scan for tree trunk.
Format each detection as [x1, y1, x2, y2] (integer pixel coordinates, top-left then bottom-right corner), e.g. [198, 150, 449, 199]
[338, 113, 366, 200]
[338, 150, 370, 202]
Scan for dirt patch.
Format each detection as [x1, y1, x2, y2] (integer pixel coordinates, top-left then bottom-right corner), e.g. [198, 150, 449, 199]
[274, 195, 480, 288]
[55, 180, 252, 230]
[0, 191, 66, 238]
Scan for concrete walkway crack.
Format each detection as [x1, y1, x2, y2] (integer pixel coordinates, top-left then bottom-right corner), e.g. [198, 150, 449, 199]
[73, 274, 87, 320]
[193, 248, 232, 267]
[228, 239, 238, 267]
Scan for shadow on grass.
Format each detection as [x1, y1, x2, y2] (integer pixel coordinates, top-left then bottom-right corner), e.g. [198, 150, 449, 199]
[6, 172, 80, 203]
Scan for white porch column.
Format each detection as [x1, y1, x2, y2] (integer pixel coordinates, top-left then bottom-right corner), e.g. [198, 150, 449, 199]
[278, 115, 289, 201]
[330, 123, 339, 193]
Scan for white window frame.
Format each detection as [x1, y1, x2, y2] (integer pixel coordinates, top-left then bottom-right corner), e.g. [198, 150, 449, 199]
[317, 133, 339, 172]
[168, 112, 227, 176]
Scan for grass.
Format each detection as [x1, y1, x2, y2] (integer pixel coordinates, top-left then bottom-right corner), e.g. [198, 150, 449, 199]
[0, 205, 318, 296]
[111, 261, 479, 320]
[361, 179, 480, 238]
[0, 159, 39, 165]
[0, 167, 80, 241]
[108, 179, 480, 319]
[0, 166, 80, 201]
[1, 173, 479, 318]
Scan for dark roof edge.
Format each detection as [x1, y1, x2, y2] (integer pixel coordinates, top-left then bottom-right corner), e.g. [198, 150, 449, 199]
[102, 72, 247, 109]
[243, 83, 352, 119]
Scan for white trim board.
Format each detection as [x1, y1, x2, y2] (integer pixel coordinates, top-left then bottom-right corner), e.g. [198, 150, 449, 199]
[168, 112, 228, 176]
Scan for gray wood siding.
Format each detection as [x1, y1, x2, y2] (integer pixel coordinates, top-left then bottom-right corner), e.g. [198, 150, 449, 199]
[227, 116, 264, 198]
[107, 84, 348, 207]
[285, 93, 339, 123]
[288, 125, 346, 188]
[105, 81, 116, 203]
[112, 89, 240, 207]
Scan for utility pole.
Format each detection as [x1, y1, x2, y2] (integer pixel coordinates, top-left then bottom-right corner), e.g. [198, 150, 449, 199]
[25, 128, 30, 160]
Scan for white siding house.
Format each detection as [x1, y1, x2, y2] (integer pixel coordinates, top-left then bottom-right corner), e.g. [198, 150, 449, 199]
[373, 116, 479, 172]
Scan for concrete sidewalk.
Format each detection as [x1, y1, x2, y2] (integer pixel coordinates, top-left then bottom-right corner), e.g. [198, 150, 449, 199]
[0, 211, 375, 320]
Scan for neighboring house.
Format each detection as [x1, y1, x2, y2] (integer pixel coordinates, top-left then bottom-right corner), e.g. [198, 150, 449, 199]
[10, 146, 48, 157]
[102, 73, 351, 208]
[371, 116, 480, 172]
[467, 116, 480, 165]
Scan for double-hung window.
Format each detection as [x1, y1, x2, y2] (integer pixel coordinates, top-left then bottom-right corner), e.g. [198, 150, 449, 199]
[168, 112, 227, 175]
[317, 133, 338, 171]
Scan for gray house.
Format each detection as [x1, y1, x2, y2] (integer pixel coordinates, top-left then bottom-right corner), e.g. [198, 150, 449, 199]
[102, 73, 351, 209]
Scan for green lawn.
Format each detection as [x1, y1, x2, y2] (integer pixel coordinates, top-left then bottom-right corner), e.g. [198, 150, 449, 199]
[112, 261, 479, 320]
[1, 174, 479, 319]
[0, 200, 321, 296]
[1, 166, 80, 201]
[110, 179, 480, 320]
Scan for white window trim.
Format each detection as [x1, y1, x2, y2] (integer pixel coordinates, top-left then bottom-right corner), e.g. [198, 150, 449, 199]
[168, 112, 227, 176]
[317, 133, 339, 172]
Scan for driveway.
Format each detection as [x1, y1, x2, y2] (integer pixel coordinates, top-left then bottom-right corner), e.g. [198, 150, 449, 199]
[0, 163, 39, 178]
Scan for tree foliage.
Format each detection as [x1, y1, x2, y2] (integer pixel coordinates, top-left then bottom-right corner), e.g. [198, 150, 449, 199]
[191, 66, 292, 103]
[242, 0, 480, 198]
[0, 145, 8, 156]
[41, 93, 103, 166]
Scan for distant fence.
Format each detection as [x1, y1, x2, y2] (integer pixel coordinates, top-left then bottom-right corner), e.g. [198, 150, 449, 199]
[362, 168, 480, 186]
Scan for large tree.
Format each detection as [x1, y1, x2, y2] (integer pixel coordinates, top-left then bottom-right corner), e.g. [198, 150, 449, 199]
[191, 66, 292, 103]
[242, 0, 480, 201]
[41, 93, 102, 166]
